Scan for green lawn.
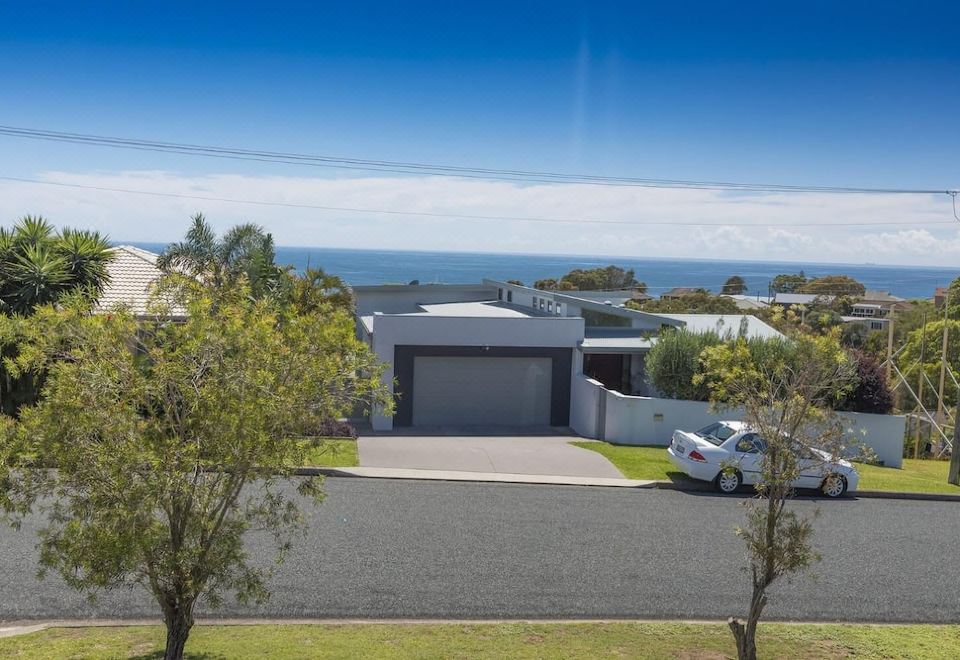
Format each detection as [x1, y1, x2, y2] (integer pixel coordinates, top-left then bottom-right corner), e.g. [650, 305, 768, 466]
[570, 441, 680, 481]
[299, 438, 359, 468]
[857, 458, 960, 495]
[1, 622, 957, 659]
[573, 441, 960, 495]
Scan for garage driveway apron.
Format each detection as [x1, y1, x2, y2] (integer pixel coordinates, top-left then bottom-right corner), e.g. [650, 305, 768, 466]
[357, 433, 623, 478]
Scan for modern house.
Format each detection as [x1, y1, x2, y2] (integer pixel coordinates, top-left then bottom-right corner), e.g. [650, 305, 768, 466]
[355, 279, 781, 431]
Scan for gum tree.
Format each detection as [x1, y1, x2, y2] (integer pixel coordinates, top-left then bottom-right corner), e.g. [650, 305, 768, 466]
[698, 334, 861, 660]
[0, 280, 389, 659]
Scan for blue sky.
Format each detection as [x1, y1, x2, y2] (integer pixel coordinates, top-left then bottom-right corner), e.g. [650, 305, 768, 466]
[1, 1, 958, 265]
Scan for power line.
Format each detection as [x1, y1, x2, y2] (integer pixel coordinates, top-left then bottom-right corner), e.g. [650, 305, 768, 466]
[3, 174, 959, 228]
[1, 124, 956, 195]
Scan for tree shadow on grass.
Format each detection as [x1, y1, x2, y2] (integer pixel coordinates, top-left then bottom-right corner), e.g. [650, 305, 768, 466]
[131, 652, 226, 660]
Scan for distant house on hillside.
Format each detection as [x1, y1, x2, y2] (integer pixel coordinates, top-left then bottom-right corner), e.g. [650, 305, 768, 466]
[722, 294, 771, 310]
[772, 293, 833, 307]
[660, 287, 702, 300]
[935, 287, 949, 308]
[860, 289, 908, 313]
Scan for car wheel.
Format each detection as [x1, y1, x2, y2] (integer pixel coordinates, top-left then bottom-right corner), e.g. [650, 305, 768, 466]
[715, 469, 741, 494]
[821, 474, 847, 498]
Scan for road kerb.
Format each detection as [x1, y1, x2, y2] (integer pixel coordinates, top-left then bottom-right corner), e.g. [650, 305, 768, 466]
[296, 466, 960, 501]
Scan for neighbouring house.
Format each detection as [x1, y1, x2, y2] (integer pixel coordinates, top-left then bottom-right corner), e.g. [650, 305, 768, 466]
[935, 287, 949, 308]
[721, 294, 771, 310]
[355, 279, 781, 431]
[841, 315, 889, 332]
[94, 245, 186, 319]
[839, 291, 906, 333]
[860, 289, 908, 312]
[660, 286, 702, 300]
[772, 292, 834, 307]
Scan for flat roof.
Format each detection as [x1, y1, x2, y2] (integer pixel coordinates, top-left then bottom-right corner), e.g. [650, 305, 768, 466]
[360, 300, 551, 335]
[774, 293, 834, 304]
[413, 301, 541, 318]
[658, 313, 783, 340]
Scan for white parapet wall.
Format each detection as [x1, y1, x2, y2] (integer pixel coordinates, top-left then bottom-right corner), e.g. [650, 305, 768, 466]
[570, 375, 604, 439]
[573, 376, 906, 468]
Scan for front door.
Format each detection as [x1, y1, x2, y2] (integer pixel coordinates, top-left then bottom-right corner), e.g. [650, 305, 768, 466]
[584, 354, 626, 392]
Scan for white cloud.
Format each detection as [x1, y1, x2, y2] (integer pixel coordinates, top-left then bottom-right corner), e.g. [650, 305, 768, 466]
[1, 170, 958, 266]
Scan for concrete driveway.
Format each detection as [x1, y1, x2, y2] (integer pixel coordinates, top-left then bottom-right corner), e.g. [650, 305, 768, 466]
[357, 432, 623, 478]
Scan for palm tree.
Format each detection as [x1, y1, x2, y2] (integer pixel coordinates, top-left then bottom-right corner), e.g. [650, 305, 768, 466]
[0, 216, 113, 315]
[158, 214, 285, 297]
[288, 267, 354, 313]
[0, 215, 113, 414]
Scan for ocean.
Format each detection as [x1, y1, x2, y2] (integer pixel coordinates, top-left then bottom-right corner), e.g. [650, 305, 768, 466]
[129, 243, 958, 300]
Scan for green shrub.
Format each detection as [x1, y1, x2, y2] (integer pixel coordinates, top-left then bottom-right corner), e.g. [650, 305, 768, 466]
[645, 328, 724, 401]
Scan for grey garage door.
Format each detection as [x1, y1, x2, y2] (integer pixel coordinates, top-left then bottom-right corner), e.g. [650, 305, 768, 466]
[412, 356, 552, 426]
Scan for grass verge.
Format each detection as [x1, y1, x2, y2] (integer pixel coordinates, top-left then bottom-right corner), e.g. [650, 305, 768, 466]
[1, 622, 958, 659]
[570, 441, 684, 481]
[299, 438, 359, 468]
[856, 458, 960, 495]
[573, 441, 960, 495]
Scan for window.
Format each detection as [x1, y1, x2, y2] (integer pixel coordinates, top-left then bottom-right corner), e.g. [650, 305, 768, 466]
[547, 300, 553, 313]
[582, 309, 632, 327]
[735, 433, 767, 454]
[539, 299, 545, 310]
[507, 291, 513, 303]
[555, 303, 562, 316]
[532, 296, 538, 308]
[695, 422, 738, 446]
[498, 288, 503, 301]
[871, 321, 883, 330]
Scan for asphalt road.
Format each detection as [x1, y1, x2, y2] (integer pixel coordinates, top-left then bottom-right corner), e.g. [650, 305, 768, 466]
[1, 478, 959, 623]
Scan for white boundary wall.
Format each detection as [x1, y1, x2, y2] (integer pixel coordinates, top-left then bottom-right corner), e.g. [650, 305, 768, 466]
[570, 376, 604, 439]
[573, 376, 905, 468]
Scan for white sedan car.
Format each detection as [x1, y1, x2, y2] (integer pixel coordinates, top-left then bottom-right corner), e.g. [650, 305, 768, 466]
[666, 420, 859, 497]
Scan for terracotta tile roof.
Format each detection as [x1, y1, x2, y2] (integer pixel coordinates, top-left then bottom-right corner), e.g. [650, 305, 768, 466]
[95, 246, 185, 318]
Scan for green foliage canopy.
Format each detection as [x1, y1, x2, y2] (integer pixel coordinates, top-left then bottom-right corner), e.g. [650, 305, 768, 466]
[799, 275, 865, 297]
[722, 275, 748, 295]
[0, 215, 113, 315]
[0, 281, 390, 659]
[645, 328, 725, 401]
[534, 265, 645, 292]
[770, 273, 807, 294]
[157, 213, 287, 299]
[632, 292, 740, 314]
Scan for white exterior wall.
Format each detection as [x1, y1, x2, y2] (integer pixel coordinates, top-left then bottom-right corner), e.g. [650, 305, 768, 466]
[369, 314, 584, 430]
[571, 377, 906, 468]
[570, 376, 604, 439]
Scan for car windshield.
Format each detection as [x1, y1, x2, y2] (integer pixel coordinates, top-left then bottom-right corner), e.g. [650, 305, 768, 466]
[695, 422, 738, 446]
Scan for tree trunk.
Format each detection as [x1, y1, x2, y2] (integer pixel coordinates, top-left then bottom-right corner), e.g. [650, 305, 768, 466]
[949, 397, 960, 485]
[163, 606, 194, 660]
[728, 586, 767, 660]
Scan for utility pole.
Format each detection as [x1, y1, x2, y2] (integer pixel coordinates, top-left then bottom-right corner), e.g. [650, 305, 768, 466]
[914, 314, 927, 459]
[950, 397, 960, 485]
[936, 293, 950, 434]
[886, 307, 895, 382]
